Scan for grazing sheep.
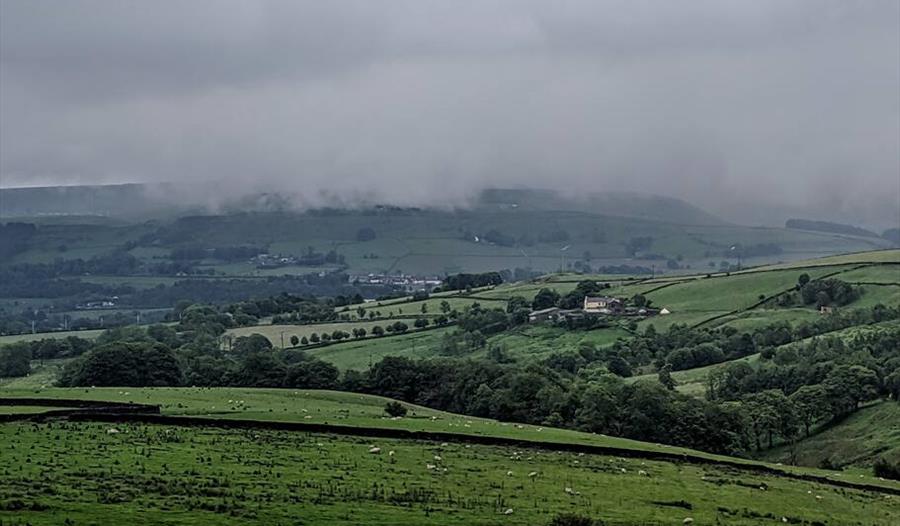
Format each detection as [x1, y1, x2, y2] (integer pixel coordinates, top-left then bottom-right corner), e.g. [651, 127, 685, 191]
[106, 428, 120, 435]
[528, 472, 538, 478]
[503, 508, 514, 515]
[638, 470, 648, 476]
[565, 487, 574, 494]
[426, 464, 437, 470]
[433, 455, 442, 461]
[683, 518, 694, 525]
[388, 450, 395, 457]
[506, 471, 513, 476]
[369, 447, 381, 454]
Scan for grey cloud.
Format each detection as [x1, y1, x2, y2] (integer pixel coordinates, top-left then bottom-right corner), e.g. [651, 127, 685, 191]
[1, 0, 898, 227]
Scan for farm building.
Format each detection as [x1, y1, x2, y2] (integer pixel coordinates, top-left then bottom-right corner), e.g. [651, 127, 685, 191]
[583, 296, 624, 314]
[528, 307, 561, 323]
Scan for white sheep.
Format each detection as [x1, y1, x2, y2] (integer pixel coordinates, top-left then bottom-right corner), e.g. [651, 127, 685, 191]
[528, 471, 538, 478]
[638, 470, 648, 476]
[683, 518, 694, 525]
[388, 450, 395, 457]
[106, 428, 120, 435]
[426, 464, 437, 470]
[369, 447, 381, 454]
[506, 471, 513, 476]
[433, 455, 442, 461]
[503, 508, 514, 515]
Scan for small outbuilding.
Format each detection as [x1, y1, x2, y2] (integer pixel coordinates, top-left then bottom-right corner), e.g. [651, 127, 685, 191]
[528, 307, 561, 323]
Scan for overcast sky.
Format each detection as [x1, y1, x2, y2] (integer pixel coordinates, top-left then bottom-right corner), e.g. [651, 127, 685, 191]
[1, 1, 898, 225]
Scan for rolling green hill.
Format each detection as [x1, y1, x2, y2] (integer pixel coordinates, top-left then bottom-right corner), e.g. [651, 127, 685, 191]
[2, 388, 899, 525]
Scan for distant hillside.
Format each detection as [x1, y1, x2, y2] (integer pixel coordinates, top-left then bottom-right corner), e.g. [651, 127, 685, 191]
[2, 183, 725, 226]
[786, 218, 880, 238]
[478, 188, 725, 225]
[0, 183, 200, 218]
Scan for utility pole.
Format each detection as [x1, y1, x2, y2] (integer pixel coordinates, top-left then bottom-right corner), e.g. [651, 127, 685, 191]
[280, 331, 285, 349]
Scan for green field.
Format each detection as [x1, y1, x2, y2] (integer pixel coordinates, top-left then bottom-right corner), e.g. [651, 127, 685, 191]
[225, 319, 422, 347]
[0, 387, 728, 457]
[4, 420, 898, 525]
[626, 354, 762, 396]
[643, 266, 855, 315]
[337, 296, 508, 320]
[838, 265, 900, 284]
[0, 329, 104, 345]
[761, 402, 900, 471]
[306, 328, 454, 370]
[486, 325, 631, 361]
[2, 387, 899, 491]
[747, 250, 900, 270]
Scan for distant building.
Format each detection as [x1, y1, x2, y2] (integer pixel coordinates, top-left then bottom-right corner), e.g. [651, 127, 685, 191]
[528, 307, 561, 323]
[583, 296, 624, 314]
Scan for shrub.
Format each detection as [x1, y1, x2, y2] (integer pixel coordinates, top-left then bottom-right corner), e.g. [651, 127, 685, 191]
[874, 458, 900, 481]
[548, 514, 599, 526]
[384, 401, 408, 417]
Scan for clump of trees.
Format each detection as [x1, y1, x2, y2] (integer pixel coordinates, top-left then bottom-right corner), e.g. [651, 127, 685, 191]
[440, 272, 503, 291]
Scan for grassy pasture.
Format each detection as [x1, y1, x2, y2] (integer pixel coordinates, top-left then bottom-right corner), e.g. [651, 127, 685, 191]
[643, 267, 855, 315]
[637, 311, 731, 330]
[486, 325, 631, 361]
[746, 250, 900, 271]
[0, 359, 69, 389]
[0, 387, 713, 457]
[0, 329, 104, 345]
[306, 327, 454, 370]
[78, 275, 182, 289]
[225, 319, 421, 347]
[3, 387, 899, 491]
[838, 264, 900, 284]
[760, 401, 900, 470]
[850, 284, 900, 309]
[709, 308, 821, 331]
[337, 297, 507, 320]
[3, 421, 898, 526]
[626, 354, 762, 396]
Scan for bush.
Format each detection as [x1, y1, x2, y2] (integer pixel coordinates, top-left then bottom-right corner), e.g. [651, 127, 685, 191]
[384, 401, 408, 417]
[874, 458, 900, 481]
[548, 514, 599, 526]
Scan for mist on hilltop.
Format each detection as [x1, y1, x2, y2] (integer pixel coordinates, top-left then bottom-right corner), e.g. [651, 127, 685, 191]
[1, 1, 898, 228]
